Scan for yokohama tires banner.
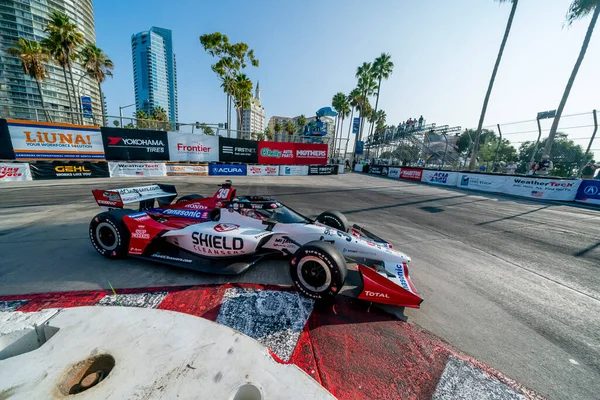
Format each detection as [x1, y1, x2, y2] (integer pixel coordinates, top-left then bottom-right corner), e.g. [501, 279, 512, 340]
[247, 165, 279, 176]
[108, 162, 167, 177]
[166, 164, 209, 176]
[219, 137, 258, 163]
[278, 165, 308, 176]
[168, 132, 218, 162]
[101, 127, 169, 161]
[0, 162, 32, 182]
[258, 141, 295, 164]
[400, 168, 423, 181]
[30, 161, 109, 180]
[294, 143, 328, 165]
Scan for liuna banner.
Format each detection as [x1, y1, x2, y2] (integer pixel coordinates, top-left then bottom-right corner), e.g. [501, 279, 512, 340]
[575, 179, 600, 205]
[30, 161, 109, 180]
[247, 165, 279, 176]
[166, 164, 209, 176]
[0, 162, 32, 182]
[108, 162, 167, 177]
[7, 119, 104, 160]
[208, 163, 247, 176]
[101, 127, 169, 161]
[219, 137, 258, 163]
[421, 170, 459, 186]
[503, 177, 581, 201]
[458, 173, 506, 192]
[168, 132, 218, 162]
[279, 165, 308, 176]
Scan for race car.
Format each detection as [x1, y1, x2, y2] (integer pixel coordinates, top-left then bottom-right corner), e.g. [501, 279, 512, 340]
[89, 183, 423, 315]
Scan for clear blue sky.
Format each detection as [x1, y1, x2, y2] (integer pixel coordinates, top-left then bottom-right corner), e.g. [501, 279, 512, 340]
[95, 0, 599, 150]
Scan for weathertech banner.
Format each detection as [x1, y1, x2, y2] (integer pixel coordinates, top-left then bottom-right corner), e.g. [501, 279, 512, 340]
[258, 141, 295, 165]
[0, 162, 32, 182]
[166, 164, 209, 176]
[502, 177, 581, 201]
[108, 162, 167, 177]
[247, 165, 279, 176]
[294, 143, 328, 165]
[30, 161, 109, 180]
[279, 165, 308, 176]
[219, 137, 258, 163]
[421, 170, 458, 186]
[399, 168, 423, 181]
[101, 127, 169, 161]
[168, 132, 218, 162]
[7, 119, 104, 160]
[308, 165, 338, 175]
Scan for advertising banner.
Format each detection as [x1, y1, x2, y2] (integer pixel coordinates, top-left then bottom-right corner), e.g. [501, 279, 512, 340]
[421, 170, 459, 186]
[352, 118, 360, 134]
[168, 132, 218, 162]
[7, 119, 104, 160]
[400, 168, 423, 181]
[219, 137, 258, 163]
[355, 141, 364, 155]
[257, 141, 295, 165]
[354, 163, 364, 172]
[338, 164, 345, 174]
[0, 119, 15, 159]
[0, 162, 32, 182]
[81, 96, 93, 119]
[388, 167, 401, 178]
[279, 165, 309, 176]
[294, 143, 328, 165]
[503, 177, 581, 201]
[209, 163, 247, 176]
[369, 165, 385, 175]
[108, 162, 167, 177]
[247, 165, 279, 176]
[575, 180, 600, 205]
[458, 173, 506, 192]
[308, 165, 338, 175]
[30, 161, 109, 180]
[101, 127, 169, 161]
[166, 164, 209, 176]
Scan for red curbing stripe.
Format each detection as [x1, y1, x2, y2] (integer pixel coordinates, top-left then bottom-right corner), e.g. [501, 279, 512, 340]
[16, 291, 108, 312]
[157, 285, 227, 321]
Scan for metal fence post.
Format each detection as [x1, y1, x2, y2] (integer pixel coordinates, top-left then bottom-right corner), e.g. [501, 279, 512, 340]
[529, 117, 543, 167]
[578, 109, 598, 175]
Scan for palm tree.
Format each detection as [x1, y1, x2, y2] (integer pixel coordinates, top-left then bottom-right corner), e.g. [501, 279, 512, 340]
[469, 0, 519, 169]
[264, 127, 273, 141]
[331, 92, 348, 155]
[296, 114, 307, 134]
[355, 63, 377, 140]
[113, 120, 119, 127]
[135, 109, 149, 129]
[151, 106, 168, 130]
[369, 53, 393, 140]
[199, 124, 215, 135]
[79, 44, 113, 126]
[346, 88, 361, 157]
[43, 10, 84, 123]
[233, 73, 252, 137]
[274, 122, 283, 141]
[8, 38, 52, 122]
[285, 121, 296, 141]
[542, 0, 600, 159]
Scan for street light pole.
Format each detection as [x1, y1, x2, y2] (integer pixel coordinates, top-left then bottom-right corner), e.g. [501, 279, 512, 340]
[119, 103, 135, 127]
[75, 72, 91, 125]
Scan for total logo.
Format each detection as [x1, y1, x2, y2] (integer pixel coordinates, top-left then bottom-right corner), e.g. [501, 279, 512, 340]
[364, 290, 390, 299]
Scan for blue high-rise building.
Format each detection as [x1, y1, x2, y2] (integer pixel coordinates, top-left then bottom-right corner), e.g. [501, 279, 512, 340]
[131, 27, 178, 123]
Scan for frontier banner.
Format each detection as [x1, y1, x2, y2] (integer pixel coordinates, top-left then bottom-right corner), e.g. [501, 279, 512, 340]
[30, 161, 110, 180]
[219, 137, 258, 163]
[0, 162, 32, 182]
[7, 119, 104, 160]
[101, 127, 169, 161]
[168, 132, 218, 162]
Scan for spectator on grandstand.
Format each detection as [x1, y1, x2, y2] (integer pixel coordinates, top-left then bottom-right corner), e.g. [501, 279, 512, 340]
[506, 162, 517, 174]
[418, 115, 424, 128]
[581, 162, 599, 179]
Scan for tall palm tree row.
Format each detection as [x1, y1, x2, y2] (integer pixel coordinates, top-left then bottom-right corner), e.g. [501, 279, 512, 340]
[469, 0, 519, 169]
[331, 92, 347, 156]
[542, 0, 600, 159]
[233, 73, 253, 137]
[8, 38, 53, 122]
[79, 44, 113, 126]
[296, 114, 307, 135]
[368, 53, 394, 141]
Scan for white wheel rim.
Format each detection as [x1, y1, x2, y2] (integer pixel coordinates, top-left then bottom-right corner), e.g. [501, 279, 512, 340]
[297, 256, 332, 293]
[95, 222, 118, 251]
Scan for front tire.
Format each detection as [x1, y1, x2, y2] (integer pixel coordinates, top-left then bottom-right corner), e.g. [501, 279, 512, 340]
[290, 241, 347, 300]
[89, 210, 133, 259]
[316, 210, 349, 232]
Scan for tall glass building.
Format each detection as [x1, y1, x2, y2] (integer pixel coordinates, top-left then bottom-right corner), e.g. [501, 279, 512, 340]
[131, 27, 178, 123]
[0, 0, 101, 122]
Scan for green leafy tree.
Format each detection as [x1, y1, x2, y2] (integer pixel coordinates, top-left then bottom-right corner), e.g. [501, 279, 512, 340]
[369, 53, 393, 140]
[355, 62, 377, 140]
[150, 106, 168, 130]
[274, 122, 282, 140]
[199, 124, 215, 135]
[124, 122, 135, 129]
[8, 38, 52, 122]
[479, 138, 517, 163]
[331, 92, 348, 149]
[517, 132, 589, 176]
[265, 127, 274, 141]
[296, 114, 307, 134]
[113, 120, 119, 127]
[79, 44, 113, 126]
[456, 129, 498, 156]
[543, 0, 600, 159]
[135, 110, 149, 129]
[285, 121, 296, 137]
[470, 0, 519, 169]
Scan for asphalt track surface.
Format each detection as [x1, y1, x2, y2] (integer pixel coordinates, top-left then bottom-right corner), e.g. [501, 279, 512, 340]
[0, 174, 598, 400]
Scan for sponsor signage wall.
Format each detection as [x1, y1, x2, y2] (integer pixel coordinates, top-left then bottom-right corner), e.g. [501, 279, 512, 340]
[458, 173, 506, 192]
[421, 170, 458, 186]
[8, 119, 105, 160]
[247, 165, 278, 176]
[575, 180, 600, 205]
[209, 163, 247, 176]
[0, 119, 15, 159]
[168, 132, 218, 162]
[101, 127, 169, 161]
[166, 164, 208, 176]
[108, 162, 167, 177]
[30, 161, 109, 180]
[503, 177, 581, 201]
[0, 162, 32, 182]
[400, 168, 423, 181]
[257, 141, 295, 165]
[219, 137, 258, 163]
[369, 165, 383, 175]
[294, 143, 328, 165]
[388, 167, 401, 178]
[278, 165, 308, 176]
[308, 165, 338, 175]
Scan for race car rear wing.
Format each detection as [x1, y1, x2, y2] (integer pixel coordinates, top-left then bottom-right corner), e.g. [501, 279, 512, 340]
[92, 184, 177, 211]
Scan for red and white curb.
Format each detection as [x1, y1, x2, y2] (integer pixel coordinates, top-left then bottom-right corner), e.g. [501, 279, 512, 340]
[0, 284, 544, 400]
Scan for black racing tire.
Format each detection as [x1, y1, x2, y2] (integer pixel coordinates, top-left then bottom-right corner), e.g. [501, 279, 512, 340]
[209, 208, 221, 221]
[316, 210, 349, 232]
[89, 209, 134, 259]
[290, 240, 347, 300]
[176, 194, 204, 203]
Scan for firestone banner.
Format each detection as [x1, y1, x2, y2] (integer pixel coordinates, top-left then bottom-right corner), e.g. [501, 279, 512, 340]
[502, 177, 581, 201]
[0, 162, 32, 182]
[168, 132, 219, 162]
[421, 170, 458, 186]
[294, 143, 328, 165]
[7, 119, 104, 160]
[247, 165, 279, 176]
[108, 162, 167, 177]
[166, 164, 209, 176]
[258, 141, 295, 165]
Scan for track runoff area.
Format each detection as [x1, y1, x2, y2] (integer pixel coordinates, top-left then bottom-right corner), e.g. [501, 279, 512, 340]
[1, 174, 598, 400]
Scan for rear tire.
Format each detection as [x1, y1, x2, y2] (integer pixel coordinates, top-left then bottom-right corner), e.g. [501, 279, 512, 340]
[89, 210, 133, 259]
[290, 240, 347, 300]
[209, 208, 221, 221]
[316, 210, 349, 232]
[176, 194, 203, 203]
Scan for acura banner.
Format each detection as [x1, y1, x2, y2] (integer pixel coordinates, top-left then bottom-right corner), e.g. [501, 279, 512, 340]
[168, 132, 218, 162]
[101, 127, 169, 161]
[219, 137, 258, 163]
[30, 161, 109, 180]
